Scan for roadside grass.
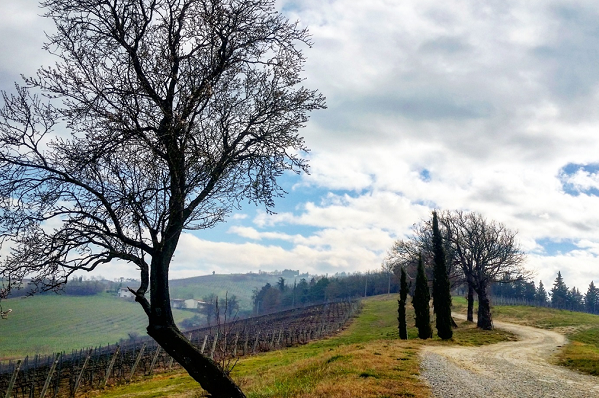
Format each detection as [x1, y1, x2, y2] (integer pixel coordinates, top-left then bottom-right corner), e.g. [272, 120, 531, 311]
[0, 293, 193, 359]
[90, 295, 516, 398]
[452, 296, 599, 376]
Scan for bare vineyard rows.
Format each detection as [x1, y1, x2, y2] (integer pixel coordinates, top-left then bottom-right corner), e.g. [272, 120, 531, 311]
[0, 299, 360, 398]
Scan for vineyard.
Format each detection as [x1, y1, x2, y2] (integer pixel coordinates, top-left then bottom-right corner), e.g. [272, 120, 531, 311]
[0, 299, 360, 398]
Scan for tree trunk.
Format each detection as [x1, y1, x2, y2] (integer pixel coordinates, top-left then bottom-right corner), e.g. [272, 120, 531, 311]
[398, 299, 407, 339]
[476, 287, 493, 330]
[147, 324, 245, 398]
[143, 245, 246, 397]
[398, 268, 408, 340]
[467, 284, 474, 322]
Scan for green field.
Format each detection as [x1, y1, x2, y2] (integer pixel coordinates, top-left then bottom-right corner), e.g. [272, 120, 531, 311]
[0, 273, 290, 360]
[0, 293, 194, 360]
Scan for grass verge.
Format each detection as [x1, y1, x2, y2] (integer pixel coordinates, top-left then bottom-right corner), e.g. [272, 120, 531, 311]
[90, 295, 516, 398]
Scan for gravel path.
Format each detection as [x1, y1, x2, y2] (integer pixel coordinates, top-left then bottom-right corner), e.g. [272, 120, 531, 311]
[420, 315, 599, 397]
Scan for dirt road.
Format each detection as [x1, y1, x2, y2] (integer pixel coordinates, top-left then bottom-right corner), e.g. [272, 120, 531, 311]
[420, 315, 599, 397]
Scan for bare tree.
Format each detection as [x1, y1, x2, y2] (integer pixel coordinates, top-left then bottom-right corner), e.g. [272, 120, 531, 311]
[385, 217, 462, 290]
[0, 0, 324, 396]
[386, 210, 528, 330]
[441, 210, 527, 330]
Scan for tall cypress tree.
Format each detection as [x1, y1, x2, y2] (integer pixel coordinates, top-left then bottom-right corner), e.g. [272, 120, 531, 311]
[432, 211, 453, 339]
[398, 267, 408, 340]
[412, 255, 432, 339]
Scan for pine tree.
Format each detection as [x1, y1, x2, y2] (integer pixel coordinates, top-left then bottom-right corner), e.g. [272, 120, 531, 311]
[535, 280, 548, 304]
[398, 267, 408, 340]
[551, 271, 569, 309]
[569, 287, 583, 311]
[412, 255, 432, 339]
[585, 281, 598, 314]
[523, 281, 536, 301]
[432, 211, 453, 340]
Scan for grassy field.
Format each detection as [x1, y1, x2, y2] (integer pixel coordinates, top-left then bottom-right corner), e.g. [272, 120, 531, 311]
[0, 272, 284, 359]
[89, 295, 516, 398]
[452, 296, 599, 376]
[0, 293, 194, 359]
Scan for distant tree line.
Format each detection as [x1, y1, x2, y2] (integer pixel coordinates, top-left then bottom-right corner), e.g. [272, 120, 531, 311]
[251, 271, 399, 314]
[4, 277, 107, 297]
[492, 271, 599, 314]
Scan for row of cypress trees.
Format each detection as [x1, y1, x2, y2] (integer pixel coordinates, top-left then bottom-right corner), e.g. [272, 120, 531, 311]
[398, 211, 453, 340]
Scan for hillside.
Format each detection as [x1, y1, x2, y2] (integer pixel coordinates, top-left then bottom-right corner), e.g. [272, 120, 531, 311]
[0, 272, 295, 360]
[168, 273, 285, 311]
[0, 293, 194, 360]
[56, 296, 599, 398]
[82, 295, 516, 398]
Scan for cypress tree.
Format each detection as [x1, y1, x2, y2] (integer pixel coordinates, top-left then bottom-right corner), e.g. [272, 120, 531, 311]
[432, 211, 453, 339]
[412, 255, 432, 339]
[398, 267, 408, 340]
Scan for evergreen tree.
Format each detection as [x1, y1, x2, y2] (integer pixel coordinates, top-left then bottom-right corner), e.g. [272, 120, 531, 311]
[398, 267, 408, 339]
[523, 281, 536, 302]
[432, 211, 453, 339]
[412, 255, 432, 339]
[568, 287, 583, 311]
[535, 280, 548, 304]
[585, 281, 598, 314]
[551, 271, 569, 309]
[277, 277, 286, 292]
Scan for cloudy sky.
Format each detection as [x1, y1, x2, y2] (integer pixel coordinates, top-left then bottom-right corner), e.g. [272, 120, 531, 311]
[1, 0, 599, 292]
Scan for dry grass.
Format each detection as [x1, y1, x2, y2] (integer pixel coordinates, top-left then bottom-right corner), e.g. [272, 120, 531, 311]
[238, 339, 426, 398]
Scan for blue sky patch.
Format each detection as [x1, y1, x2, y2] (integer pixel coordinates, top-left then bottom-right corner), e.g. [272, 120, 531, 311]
[559, 163, 599, 196]
[419, 169, 431, 182]
[536, 237, 579, 255]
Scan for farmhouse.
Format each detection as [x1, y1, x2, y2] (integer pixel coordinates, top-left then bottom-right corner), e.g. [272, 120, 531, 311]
[170, 299, 208, 310]
[117, 287, 135, 299]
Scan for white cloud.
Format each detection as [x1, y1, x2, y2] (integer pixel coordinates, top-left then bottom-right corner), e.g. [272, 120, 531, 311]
[3, 0, 599, 292]
[0, 1, 55, 88]
[527, 252, 599, 293]
[564, 170, 599, 192]
[168, 232, 386, 278]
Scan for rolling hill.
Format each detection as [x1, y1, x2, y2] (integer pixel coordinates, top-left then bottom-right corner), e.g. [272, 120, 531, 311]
[0, 272, 294, 360]
[168, 272, 288, 311]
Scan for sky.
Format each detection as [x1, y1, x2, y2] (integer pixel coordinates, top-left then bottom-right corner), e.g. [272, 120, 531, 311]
[1, 0, 599, 292]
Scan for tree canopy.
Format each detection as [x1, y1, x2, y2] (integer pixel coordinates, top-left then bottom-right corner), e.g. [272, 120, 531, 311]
[0, 0, 324, 396]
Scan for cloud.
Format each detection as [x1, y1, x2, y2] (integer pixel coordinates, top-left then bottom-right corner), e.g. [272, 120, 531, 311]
[169, 231, 388, 278]
[4, 0, 599, 295]
[0, 1, 55, 88]
[559, 164, 599, 196]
